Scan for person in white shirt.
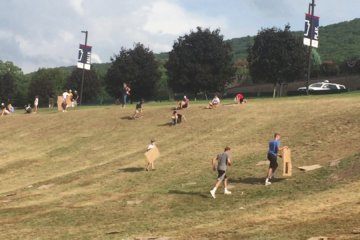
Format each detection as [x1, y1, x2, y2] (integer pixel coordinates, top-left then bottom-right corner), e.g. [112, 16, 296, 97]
[207, 95, 221, 109]
[62, 90, 69, 112]
[34, 96, 39, 113]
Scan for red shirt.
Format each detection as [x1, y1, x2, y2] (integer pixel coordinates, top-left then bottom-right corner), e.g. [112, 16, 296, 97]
[236, 93, 244, 101]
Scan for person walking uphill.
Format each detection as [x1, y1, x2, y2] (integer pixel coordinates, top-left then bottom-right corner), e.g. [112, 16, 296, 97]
[265, 133, 288, 186]
[210, 146, 232, 199]
[122, 83, 131, 108]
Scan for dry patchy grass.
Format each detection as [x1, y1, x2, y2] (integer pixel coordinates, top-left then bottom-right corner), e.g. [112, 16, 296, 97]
[0, 93, 360, 239]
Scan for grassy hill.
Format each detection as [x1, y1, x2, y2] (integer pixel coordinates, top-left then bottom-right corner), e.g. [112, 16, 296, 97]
[1, 93, 359, 239]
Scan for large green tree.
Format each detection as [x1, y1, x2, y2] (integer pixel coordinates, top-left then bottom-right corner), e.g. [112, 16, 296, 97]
[0, 61, 24, 104]
[166, 27, 235, 96]
[247, 25, 307, 96]
[105, 43, 160, 101]
[66, 68, 101, 103]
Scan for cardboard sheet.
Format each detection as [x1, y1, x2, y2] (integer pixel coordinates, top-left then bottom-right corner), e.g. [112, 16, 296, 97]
[145, 146, 160, 163]
[298, 164, 322, 172]
[282, 148, 292, 177]
[57, 96, 63, 111]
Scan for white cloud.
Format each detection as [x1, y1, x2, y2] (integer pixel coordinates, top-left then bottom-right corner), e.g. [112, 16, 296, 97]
[68, 0, 85, 15]
[91, 52, 102, 63]
[142, 0, 227, 36]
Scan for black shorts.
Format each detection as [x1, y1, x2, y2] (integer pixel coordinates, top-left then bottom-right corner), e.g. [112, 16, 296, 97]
[217, 170, 227, 181]
[267, 153, 278, 169]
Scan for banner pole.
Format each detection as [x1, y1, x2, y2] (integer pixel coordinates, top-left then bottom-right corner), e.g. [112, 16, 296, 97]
[80, 30, 88, 106]
[306, 0, 315, 95]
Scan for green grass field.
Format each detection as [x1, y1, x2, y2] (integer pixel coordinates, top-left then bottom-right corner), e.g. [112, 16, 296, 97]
[1, 93, 360, 240]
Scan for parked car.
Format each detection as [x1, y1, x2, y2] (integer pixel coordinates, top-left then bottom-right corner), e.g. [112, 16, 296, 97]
[297, 80, 346, 93]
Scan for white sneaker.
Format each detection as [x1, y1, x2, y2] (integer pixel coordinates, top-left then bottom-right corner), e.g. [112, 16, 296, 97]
[265, 181, 271, 186]
[224, 189, 232, 195]
[210, 189, 216, 199]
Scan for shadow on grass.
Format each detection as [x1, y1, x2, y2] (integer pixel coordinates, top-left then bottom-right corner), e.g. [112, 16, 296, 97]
[120, 116, 134, 120]
[232, 177, 286, 185]
[158, 122, 172, 127]
[118, 167, 144, 172]
[168, 190, 209, 198]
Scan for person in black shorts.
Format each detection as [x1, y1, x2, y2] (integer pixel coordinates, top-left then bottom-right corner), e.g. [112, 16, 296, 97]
[132, 99, 144, 119]
[210, 146, 232, 199]
[265, 133, 288, 186]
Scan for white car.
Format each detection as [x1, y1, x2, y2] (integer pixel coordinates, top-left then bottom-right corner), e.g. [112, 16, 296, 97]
[297, 80, 346, 92]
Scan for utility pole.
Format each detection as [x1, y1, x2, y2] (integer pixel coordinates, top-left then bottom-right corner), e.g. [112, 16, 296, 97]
[79, 30, 88, 105]
[306, 0, 315, 95]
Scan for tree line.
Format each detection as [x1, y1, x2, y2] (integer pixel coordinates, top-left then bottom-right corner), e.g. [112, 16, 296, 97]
[1, 25, 359, 106]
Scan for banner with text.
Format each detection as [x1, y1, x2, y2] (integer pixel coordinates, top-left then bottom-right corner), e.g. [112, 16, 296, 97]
[77, 44, 92, 70]
[303, 13, 319, 48]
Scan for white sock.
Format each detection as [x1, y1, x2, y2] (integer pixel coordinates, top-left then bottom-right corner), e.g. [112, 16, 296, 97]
[265, 178, 269, 182]
[212, 187, 217, 192]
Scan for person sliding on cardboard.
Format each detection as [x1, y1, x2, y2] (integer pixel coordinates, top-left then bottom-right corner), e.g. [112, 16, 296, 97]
[210, 146, 232, 199]
[265, 133, 288, 186]
[171, 110, 186, 125]
[178, 96, 189, 109]
[145, 140, 157, 171]
[207, 95, 220, 109]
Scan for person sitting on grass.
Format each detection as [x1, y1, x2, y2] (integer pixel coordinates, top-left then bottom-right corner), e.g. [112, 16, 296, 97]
[132, 99, 144, 119]
[24, 104, 32, 114]
[171, 110, 186, 125]
[178, 96, 190, 109]
[7, 103, 15, 113]
[145, 139, 156, 171]
[207, 95, 221, 109]
[265, 133, 288, 186]
[234, 93, 247, 104]
[1, 103, 10, 116]
[210, 146, 232, 199]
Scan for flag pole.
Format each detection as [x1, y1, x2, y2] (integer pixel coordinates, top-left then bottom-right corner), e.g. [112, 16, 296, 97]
[80, 30, 88, 105]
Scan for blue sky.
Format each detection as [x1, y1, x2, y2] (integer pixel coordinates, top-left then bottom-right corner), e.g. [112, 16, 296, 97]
[0, 0, 359, 73]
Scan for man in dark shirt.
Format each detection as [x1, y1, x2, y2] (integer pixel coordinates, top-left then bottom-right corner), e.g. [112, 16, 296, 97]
[122, 83, 131, 108]
[210, 146, 232, 199]
[265, 133, 288, 186]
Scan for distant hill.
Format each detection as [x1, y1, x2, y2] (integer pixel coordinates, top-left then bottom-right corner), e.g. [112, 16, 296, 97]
[228, 18, 360, 62]
[27, 18, 360, 76]
[317, 18, 360, 62]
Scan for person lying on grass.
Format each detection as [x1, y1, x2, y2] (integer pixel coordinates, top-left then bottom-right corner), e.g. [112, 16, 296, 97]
[210, 146, 232, 199]
[145, 139, 156, 171]
[207, 95, 221, 109]
[171, 110, 186, 125]
[265, 133, 288, 186]
[178, 95, 190, 109]
[132, 99, 144, 119]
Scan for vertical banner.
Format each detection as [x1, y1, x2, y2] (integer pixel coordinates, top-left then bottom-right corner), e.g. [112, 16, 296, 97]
[303, 13, 320, 48]
[77, 44, 92, 70]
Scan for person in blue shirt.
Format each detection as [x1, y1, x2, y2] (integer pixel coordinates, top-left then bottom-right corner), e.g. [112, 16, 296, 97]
[265, 133, 287, 186]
